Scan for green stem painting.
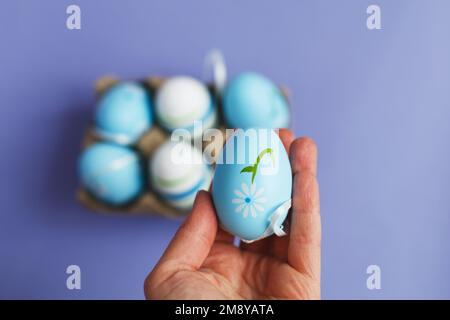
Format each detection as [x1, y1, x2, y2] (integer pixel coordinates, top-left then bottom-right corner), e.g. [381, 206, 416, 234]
[240, 148, 274, 184]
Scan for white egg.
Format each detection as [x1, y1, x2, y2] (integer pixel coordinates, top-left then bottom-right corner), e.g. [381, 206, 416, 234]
[150, 140, 212, 210]
[155, 76, 217, 137]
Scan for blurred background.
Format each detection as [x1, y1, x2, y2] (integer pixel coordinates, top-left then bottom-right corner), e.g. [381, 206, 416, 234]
[1, 0, 450, 299]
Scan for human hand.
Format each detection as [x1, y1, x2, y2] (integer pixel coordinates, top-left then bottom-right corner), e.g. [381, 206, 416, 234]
[144, 129, 321, 299]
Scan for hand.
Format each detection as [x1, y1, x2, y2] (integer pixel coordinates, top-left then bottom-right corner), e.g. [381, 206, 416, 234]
[144, 130, 321, 299]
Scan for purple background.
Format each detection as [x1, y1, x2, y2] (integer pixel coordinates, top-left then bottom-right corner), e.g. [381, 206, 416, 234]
[1, 0, 450, 299]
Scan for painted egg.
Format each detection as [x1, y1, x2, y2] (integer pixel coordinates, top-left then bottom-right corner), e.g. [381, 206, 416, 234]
[79, 142, 144, 206]
[222, 72, 290, 129]
[150, 140, 212, 210]
[212, 129, 292, 242]
[155, 76, 217, 137]
[94, 82, 153, 145]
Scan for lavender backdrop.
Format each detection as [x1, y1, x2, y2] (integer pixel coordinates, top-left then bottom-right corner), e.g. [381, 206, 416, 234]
[1, 0, 449, 299]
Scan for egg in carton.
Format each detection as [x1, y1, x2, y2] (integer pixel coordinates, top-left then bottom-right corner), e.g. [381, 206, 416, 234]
[77, 76, 226, 218]
[77, 57, 292, 219]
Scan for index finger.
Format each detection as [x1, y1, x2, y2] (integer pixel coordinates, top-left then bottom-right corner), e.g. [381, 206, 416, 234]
[287, 137, 321, 279]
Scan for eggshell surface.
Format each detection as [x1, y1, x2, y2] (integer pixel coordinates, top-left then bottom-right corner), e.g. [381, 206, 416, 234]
[150, 140, 212, 210]
[155, 76, 216, 136]
[94, 82, 153, 145]
[222, 72, 290, 129]
[79, 142, 144, 205]
[212, 129, 292, 241]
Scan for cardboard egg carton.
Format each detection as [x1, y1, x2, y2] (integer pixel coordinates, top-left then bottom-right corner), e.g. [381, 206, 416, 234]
[76, 76, 226, 218]
[76, 75, 291, 218]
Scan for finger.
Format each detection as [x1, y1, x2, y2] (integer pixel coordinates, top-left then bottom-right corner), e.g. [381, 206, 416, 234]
[215, 227, 235, 244]
[269, 216, 291, 260]
[155, 190, 218, 271]
[287, 137, 321, 279]
[278, 128, 295, 152]
[240, 237, 271, 254]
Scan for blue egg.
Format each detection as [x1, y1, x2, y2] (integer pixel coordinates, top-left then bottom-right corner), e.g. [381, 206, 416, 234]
[212, 129, 292, 242]
[94, 82, 153, 145]
[79, 142, 144, 206]
[222, 72, 290, 129]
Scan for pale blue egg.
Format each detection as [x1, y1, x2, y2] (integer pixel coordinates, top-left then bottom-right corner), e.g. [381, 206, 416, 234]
[222, 72, 290, 129]
[94, 82, 153, 145]
[79, 142, 144, 206]
[212, 129, 292, 242]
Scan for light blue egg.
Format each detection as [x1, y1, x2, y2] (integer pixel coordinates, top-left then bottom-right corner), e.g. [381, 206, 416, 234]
[79, 142, 144, 206]
[212, 129, 292, 242]
[222, 72, 290, 129]
[94, 82, 153, 145]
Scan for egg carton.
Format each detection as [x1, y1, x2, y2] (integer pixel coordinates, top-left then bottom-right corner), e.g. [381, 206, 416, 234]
[76, 75, 291, 219]
[76, 76, 228, 218]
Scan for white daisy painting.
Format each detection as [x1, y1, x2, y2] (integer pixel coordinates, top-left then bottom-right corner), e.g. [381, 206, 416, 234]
[232, 182, 267, 218]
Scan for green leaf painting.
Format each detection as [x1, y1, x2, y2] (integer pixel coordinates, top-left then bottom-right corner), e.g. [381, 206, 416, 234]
[240, 148, 274, 184]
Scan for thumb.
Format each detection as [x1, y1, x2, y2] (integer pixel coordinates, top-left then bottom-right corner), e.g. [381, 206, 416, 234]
[155, 190, 218, 271]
